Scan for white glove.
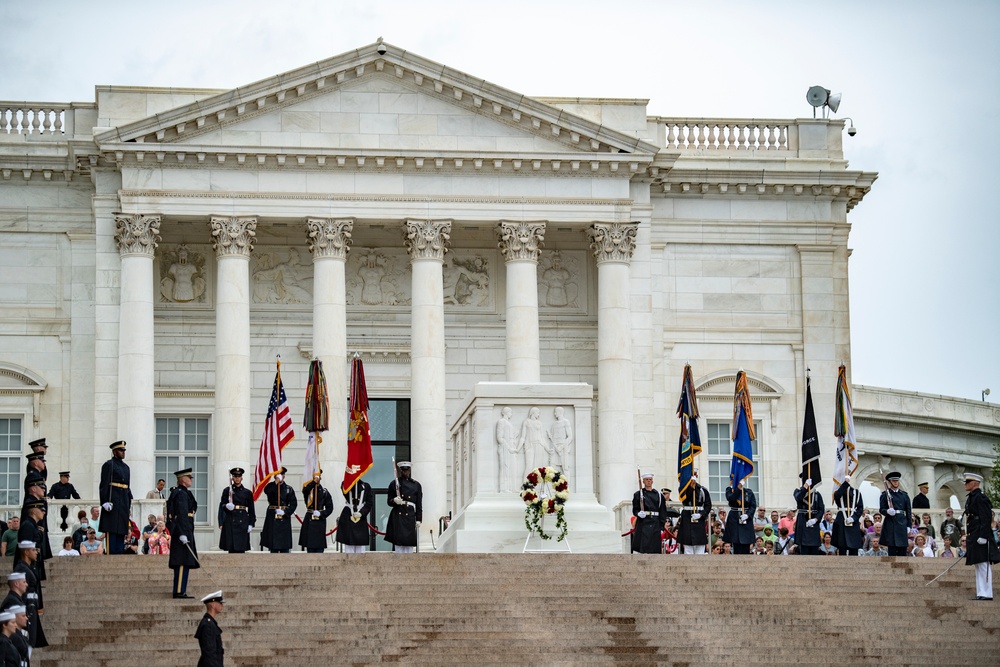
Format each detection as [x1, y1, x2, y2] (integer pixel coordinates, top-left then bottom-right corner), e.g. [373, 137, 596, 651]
[740, 514, 748, 522]
[416, 521, 421, 528]
[637, 511, 648, 519]
[691, 513, 701, 521]
[275, 509, 284, 517]
[393, 497, 406, 506]
[887, 508, 896, 516]
[312, 511, 320, 518]
[225, 503, 235, 511]
[978, 537, 988, 545]
[844, 475, 852, 482]
[179, 535, 188, 544]
[806, 519, 817, 527]
[102, 502, 112, 511]
[275, 475, 283, 483]
[845, 518, 854, 526]
[247, 525, 253, 533]
[805, 478, 812, 488]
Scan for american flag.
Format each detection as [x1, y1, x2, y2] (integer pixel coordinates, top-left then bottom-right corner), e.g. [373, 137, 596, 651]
[252, 366, 294, 500]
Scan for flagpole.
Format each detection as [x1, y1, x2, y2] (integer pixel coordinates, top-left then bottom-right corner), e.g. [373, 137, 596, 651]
[275, 355, 285, 515]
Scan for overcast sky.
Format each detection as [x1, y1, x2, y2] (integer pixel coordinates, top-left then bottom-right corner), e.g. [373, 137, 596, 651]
[2, 0, 997, 402]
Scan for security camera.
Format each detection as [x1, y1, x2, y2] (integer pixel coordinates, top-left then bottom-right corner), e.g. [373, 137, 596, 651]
[847, 126, 857, 137]
[376, 38, 387, 56]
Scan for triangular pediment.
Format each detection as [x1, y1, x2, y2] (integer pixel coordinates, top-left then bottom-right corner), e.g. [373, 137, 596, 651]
[95, 41, 659, 157]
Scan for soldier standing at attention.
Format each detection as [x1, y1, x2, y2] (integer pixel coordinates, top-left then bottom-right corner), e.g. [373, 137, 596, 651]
[631, 472, 667, 554]
[99, 440, 132, 555]
[879, 471, 911, 556]
[195, 590, 225, 667]
[963, 473, 999, 600]
[218, 467, 255, 554]
[167, 468, 199, 599]
[298, 471, 334, 553]
[337, 478, 374, 553]
[260, 467, 297, 553]
[386, 462, 422, 553]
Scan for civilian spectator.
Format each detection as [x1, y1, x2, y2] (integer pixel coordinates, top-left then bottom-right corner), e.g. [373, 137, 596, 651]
[760, 524, 778, 547]
[753, 508, 769, 539]
[764, 541, 775, 556]
[911, 534, 934, 557]
[775, 527, 793, 555]
[940, 507, 963, 547]
[939, 535, 958, 558]
[751, 537, 766, 555]
[711, 543, 723, 555]
[819, 532, 838, 556]
[141, 514, 156, 554]
[80, 529, 103, 556]
[57, 536, 79, 556]
[148, 521, 170, 555]
[819, 510, 834, 536]
[862, 516, 875, 534]
[917, 525, 936, 552]
[71, 511, 90, 551]
[872, 513, 883, 530]
[779, 509, 796, 540]
[958, 536, 967, 559]
[0, 519, 18, 558]
[124, 518, 140, 555]
[863, 522, 883, 552]
[921, 513, 936, 539]
[721, 542, 732, 555]
[146, 479, 167, 500]
[710, 523, 723, 549]
[863, 536, 888, 556]
[88, 506, 103, 539]
[770, 510, 780, 533]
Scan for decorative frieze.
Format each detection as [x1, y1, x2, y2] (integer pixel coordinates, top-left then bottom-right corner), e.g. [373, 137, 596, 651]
[403, 219, 451, 261]
[210, 216, 257, 257]
[496, 221, 545, 263]
[587, 222, 638, 264]
[114, 213, 161, 257]
[306, 217, 354, 260]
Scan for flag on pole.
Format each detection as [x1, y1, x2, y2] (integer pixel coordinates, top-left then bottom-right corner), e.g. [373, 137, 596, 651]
[800, 374, 822, 486]
[676, 364, 702, 505]
[730, 370, 756, 487]
[252, 360, 295, 501]
[302, 359, 330, 485]
[832, 364, 858, 488]
[342, 356, 373, 494]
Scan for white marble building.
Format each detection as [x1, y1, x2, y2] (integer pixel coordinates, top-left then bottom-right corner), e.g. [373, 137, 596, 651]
[0, 41, 996, 549]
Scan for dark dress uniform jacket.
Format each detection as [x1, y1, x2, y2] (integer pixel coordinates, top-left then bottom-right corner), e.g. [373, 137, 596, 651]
[676, 483, 712, 546]
[218, 484, 255, 553]
[832, 482, 865, 551]
[9, 630, 27, 667]
[298, 481, 334, 550]
[46, 482, 80, 500]
[14, 514, 48, 581]
[722, 486, 757, 546]
[912, 492, 930, 509]
[964, 487, 1000, 566]
[337, 481, 373, 547]
[878, 488, 911, 548]
[166, 486, 199, 571]
[0, 635, 20, 667]
[793, 486, 826, 548]
[13, 561, 45, 649]
[260, 481, 297, 551]
[631, 488, 667, 553]
[195, 612, 224, 667]
[99, 457, 132, 536]
[386, 477, 422, 547]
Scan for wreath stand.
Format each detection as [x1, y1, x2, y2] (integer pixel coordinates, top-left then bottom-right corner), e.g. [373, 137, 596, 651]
[522, 511, 572, 554]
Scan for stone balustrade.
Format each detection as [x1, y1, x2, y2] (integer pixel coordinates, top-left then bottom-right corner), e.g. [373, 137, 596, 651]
[0, 102, 93, 139]
[651, 117, 796, 151]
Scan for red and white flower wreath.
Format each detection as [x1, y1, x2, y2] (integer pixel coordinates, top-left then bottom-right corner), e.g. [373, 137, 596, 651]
[519, 467, 569, 541]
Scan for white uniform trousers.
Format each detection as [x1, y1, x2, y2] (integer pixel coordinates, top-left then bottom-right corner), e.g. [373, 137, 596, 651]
[395, 546, 416, 553]
[682, 544, 706, 555]
[975, 561, 993, 598]
[343, 544, 367, 553]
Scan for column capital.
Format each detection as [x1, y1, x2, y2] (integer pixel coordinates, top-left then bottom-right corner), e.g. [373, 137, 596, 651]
[210, 216, 257, 257]
[306, 217, 354, 260]
[587, 222, 638, 264]
[114, 213, 161, 257]
[496, 221, 546, 262]
[403, 219, 451, 261]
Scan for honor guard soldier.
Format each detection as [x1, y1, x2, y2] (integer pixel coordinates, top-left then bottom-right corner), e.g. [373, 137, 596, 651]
[2, 604, 29, 667]
[912, 481, 931, 509]
[16, 489, 49, 582]
[2, 574, 26, 617]
[793, 473, 825, 555]
[337, 478, 373, 553]
[25, 439, 47, 482]
[632, 472, 667, 554]
[260, 467, 297, 553]
[0, 611, 21, 667]
[723, 481, 758, 554]
[195, 590, 225, 667]
[218, 467, 255, 554]
[99, 440, 132, 554]
[386, 462, 422, 553]
[879, 471, 912, 556]
[46, 470, 80, 500]
[963, 473, 999, 600]
[299, 471, 334, 553]
[677, 473, 712, 555]
[832, 475, 865, 556]
[13, 541, 45, 649]
[167, 468, 199, 599]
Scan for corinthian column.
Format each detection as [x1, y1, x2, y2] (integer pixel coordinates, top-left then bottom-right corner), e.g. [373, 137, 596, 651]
[210, 216, 256, 498]
[114, 213, 160, 496]
[307, 217, 353, 481]
[588, 222, 639, 507]
[403, 218, 451, 548]
[497, 221, 545, 382]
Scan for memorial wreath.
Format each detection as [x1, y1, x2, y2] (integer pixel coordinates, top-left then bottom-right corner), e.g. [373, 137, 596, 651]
[520, 467, 569, 541]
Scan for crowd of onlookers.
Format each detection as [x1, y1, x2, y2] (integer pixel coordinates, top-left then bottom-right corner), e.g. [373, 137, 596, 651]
[1, 506, 172, 558]
[658, 505, 998, 557]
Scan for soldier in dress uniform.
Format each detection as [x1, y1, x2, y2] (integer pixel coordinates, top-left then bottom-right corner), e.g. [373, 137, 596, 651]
[337, 478, 373, 553]
[723, 481, 758, 554]
[3, 605, 29, 667]
[2, 574, 26, 618]
[912, 481, 931, 509]
[24, 439, 47, 482]
[878, 471, 912, 556]
[12, 541, 45, 649]
[15, 491, 48, 582]
[963, 472, 999, 600]
[298, 471, 334, 553]
[195, 590, 225, 667]
[99, 440, 132, 555]
[166, 468, 199, 599]
[0, 611, 22, 667]
[676, 473, 712, 555]
[46, 471, 80, 501]
[260, 467, 297, 553]
[793, 473, 825, 555]
[385, 462, 422, 553]
[832, 475, 865, 556]
[218, 467, 255, 554]
[631, 472, 667, 554]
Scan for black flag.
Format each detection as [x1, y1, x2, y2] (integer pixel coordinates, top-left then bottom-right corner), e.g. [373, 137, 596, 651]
[801, 376, 822, 485]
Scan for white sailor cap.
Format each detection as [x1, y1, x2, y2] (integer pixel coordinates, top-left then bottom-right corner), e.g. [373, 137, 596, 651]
[0, 612, 13, 623]
[641, 472, 654, 480]
[201, 590, 225, 604]
[16, 541, 36, 550]
[5, 573, 25, 582]
[5, 606, 24, 616]
[964, 473, 984, 483]
[396, 461, 412, 468]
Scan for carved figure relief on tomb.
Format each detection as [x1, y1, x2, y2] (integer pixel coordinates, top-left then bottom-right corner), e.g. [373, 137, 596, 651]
[495, 405, 575, 492]
[346, 251, 411, 307]
[495, 407, 519, 492]
[159, 244, 208, 303]
[443, 254, 491, 307]
[251, 248, 313, 304]
[537, 251, 585, 312]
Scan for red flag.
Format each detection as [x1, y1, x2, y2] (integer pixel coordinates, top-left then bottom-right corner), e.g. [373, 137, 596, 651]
[252, 362, 295, 501]
[342, 357, 373, 494]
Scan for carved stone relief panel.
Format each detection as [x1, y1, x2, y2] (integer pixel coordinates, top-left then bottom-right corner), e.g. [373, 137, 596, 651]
[537, 250, 588, 315]
[495, 404, 575, 493]
[251, 246, 313, 305]
[156, 244, 211, 306]
[345, 249, 411, 307]
[443, 251, 494, 310]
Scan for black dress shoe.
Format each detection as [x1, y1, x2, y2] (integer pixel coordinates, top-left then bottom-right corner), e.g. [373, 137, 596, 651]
[976, 596, 994, 601]
[173, 593, 194, 599]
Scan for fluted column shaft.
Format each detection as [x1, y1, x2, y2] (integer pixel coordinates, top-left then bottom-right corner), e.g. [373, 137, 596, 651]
[307, 218, 353, 482]
[114, 214, 160, 496]
[211, 216, 256, 498]
[497, 221, 545, 382]
[404, 219, 451, 547]
[589, 222, 639, 507]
